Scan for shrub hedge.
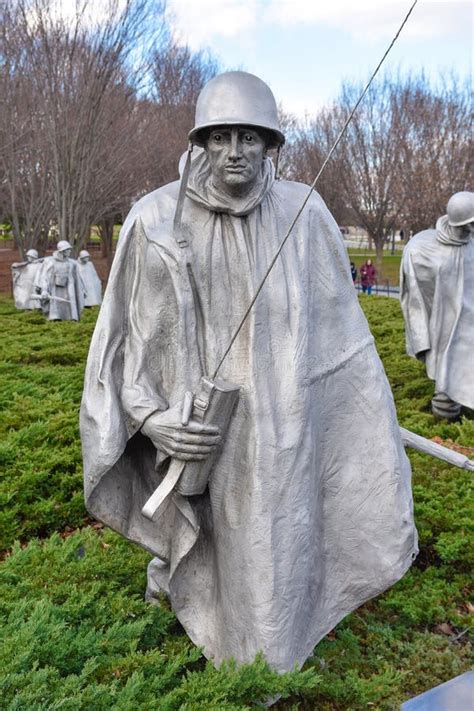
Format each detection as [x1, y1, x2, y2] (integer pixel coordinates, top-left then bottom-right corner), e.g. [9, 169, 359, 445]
[0, 295, 472, 709]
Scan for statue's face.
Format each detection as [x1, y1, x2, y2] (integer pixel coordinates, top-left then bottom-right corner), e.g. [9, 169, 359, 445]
[80, 256, 89, 263]
[460, 221, 474, 239]
[205, 126, 266, 195]
[61, 248, 72, 258]
[27, 255, 36, 263]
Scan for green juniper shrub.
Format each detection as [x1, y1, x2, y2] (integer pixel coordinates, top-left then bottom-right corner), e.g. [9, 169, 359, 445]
[0, 295, 472, 709]
[0, 529, 320, 710]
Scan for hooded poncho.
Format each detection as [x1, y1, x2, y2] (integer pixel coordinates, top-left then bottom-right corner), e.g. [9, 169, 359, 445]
[11, 259, 43, 310]
[77, 258, 102, 307]
[81, 154, 417, 671]
[400, 216, 474, 410]
[35, 253, 85, 321]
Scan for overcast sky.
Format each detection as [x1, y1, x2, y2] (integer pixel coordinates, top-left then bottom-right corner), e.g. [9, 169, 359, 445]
[166, 0, 473, 116]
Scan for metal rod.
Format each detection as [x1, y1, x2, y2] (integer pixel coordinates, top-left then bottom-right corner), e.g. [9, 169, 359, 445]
[400, 427, 474, 471]
[212, 1, 419, 379]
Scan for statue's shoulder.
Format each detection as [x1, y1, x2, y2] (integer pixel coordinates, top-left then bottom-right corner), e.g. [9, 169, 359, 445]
[127, 182, 180, 228]
[117, 181, 180, 253]
[404, 229, 438, 255]
[273, 179, 312, 200]
[117, 181, 180, 249]
[272, 179, 330, 214]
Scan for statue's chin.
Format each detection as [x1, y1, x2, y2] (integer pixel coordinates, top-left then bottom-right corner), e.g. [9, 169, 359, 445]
[214, 174, 257, 198]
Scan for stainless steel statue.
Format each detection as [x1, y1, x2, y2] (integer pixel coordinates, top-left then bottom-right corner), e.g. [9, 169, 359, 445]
[77, 250, 102, 307]
[35, 240, 85, 321]
[81, 72, 417, 673]
[400, 191, 474, 421]
[11, 249, 43, 310]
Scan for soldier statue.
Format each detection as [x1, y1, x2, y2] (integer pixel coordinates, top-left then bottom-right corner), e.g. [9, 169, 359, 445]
[35, 240, 85, 321]
[81, 72, 417, 673]
[401, 191, 474, 421]
[77, 250, 102, 307]
[11, 248, 43, 310]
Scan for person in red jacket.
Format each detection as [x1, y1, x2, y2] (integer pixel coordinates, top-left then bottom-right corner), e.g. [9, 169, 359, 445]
[360, 258, 377, 294]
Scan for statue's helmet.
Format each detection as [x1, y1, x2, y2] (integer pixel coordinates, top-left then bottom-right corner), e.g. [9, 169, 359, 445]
[446, 191, 474, 226]
[189, 71, 285, 149]
[57, 240, 73, 252]
[26, 248, 39, 259]
[79, 250, 90, 259]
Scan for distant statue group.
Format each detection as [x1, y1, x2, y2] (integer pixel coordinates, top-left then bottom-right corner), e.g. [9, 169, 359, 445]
[11, 241, 102, 320]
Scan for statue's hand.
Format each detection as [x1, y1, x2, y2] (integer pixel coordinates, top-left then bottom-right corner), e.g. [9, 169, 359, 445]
[141, 402, 221, 462]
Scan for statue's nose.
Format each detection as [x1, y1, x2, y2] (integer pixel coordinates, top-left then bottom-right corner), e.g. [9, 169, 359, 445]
[229, 129, 243, 159]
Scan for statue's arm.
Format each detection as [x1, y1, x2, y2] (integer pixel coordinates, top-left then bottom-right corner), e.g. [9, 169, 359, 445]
[34, 260, 51, 298]
[400, 251, 431, 357]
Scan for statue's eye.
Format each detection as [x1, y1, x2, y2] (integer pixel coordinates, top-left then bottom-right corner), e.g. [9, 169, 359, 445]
[244, 134, 254, 143]
[212, 133, 222, 142]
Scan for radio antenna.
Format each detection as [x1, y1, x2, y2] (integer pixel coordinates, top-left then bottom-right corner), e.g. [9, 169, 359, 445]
[212, 0, 418, 380]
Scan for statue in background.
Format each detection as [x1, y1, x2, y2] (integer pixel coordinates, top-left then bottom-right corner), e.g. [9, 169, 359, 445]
[35, 240, 85, 321]
[77, 250, 102, 307]
[400, 191, 474, 421]
[81, 72, 417, 674]
[11, 248, 43, 310]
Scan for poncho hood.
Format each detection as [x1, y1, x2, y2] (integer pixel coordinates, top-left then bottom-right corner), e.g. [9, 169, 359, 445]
[186, 150, 275, 216]
[436, 214, 471, 246]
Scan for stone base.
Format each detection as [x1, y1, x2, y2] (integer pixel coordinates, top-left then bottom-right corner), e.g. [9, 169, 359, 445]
[402, 670, 473, 709]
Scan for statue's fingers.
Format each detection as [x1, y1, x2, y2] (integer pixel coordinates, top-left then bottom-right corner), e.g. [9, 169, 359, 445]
[172, 452, 207, 461]
[185, 421, 221, 435]
[173, 431, 221, 445]
[172, 443, 215, 455]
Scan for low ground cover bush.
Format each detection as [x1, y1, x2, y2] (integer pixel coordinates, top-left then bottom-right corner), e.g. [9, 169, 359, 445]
[0, 295, 472, 709]
[0, 301, 95, 548]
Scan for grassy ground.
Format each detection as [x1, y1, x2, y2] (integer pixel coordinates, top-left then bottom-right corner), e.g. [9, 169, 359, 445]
[0, 296, 472, 709]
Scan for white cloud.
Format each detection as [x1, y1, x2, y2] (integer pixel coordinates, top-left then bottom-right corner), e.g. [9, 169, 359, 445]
[265, 0, 471, 42]
[167, 0, 472, 46]
[26, 0, 130, 31]
[166, 0, 259, 49]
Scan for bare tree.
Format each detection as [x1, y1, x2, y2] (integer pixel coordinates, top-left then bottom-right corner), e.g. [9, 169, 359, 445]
[0, 3, 54, 257]
[395, 73, 472, 235]
[284, 111, 351, 226]
[147, 42, 219, 187]
[289, 71, 471, 266]
[330, 76, 408, 266]
[7, 0, 166, 253]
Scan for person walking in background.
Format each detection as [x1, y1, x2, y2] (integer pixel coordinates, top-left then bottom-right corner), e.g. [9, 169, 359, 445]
[350, 261, 357, 284]
[360, 258, 376, 294]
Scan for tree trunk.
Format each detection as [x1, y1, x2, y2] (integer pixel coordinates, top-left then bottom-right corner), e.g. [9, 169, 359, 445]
[375, 239, 384, 275]
[99, 216, 115, 279]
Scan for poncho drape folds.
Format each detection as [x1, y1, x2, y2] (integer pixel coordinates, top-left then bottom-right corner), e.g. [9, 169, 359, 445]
[81, 159, 417, 671]
[77, 260, 102, 307]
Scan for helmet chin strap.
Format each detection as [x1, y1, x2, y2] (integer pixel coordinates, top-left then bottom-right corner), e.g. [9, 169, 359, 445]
[274, 145, 281, 180]
[173, 142, 194, 248]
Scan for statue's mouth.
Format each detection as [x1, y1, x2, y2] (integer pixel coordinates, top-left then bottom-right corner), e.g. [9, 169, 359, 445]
[225, 164, 246, 173]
